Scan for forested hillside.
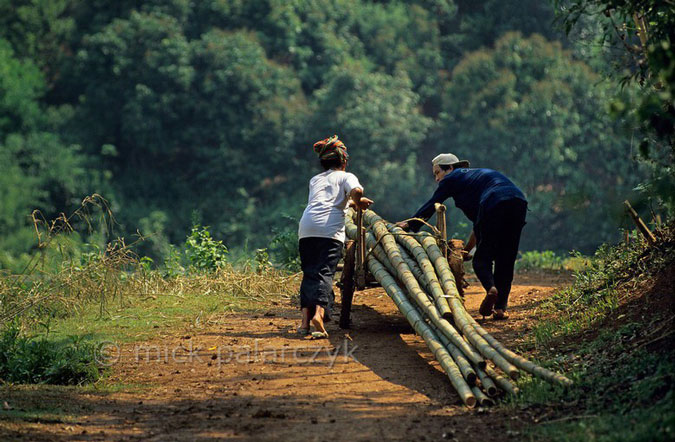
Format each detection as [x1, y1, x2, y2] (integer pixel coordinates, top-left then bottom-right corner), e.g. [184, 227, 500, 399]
[0, 0, 664, 269]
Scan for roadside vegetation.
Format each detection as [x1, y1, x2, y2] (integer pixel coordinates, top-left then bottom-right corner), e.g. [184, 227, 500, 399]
[512, 224, 675, 441]
[516, 250, 590, 272]
[0, 200, 300, 387]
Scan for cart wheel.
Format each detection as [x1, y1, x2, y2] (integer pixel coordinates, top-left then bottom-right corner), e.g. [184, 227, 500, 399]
[448, 239, 466, 298]
[339, 240, 356, 329]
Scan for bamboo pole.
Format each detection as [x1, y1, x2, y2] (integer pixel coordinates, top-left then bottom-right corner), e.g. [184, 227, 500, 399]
[361, 211, 485, 367]
[424, 229, 571, 385]
[471, 386, 495, 407]
[344, 208, 572, 395]
[470, 322, 572, 386]
[475, 366, 498, 397]
[398, 245, 432, 295]
[435, 203, 448, 259]
[416, 232, 520, 379]
[366, 255, 476, 408]
[386, 223, 453, 319]
[355, 208, 367, 288]
[346, 211, 398, 278]
[484, 365, 519, 396]
[430, 322, 478, 386]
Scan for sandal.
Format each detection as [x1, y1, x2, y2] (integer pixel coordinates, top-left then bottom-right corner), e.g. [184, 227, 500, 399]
[296, 326, 310, 336]
[310, 331, 329, 340]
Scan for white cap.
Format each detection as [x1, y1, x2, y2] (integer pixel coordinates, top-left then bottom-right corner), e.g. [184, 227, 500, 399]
[432, 153, 470, 168]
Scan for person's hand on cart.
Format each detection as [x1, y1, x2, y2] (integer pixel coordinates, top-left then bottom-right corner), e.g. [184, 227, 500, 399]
[394, 221, 409, 230]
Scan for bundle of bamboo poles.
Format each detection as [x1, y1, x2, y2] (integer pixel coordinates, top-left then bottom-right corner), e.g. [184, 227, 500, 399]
[345, 208, 571, 407]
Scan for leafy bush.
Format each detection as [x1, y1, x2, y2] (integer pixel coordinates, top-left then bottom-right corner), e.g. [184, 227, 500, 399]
[513, 225, 675, 441]
[162, 244, 186, 277]
[517, 250, 590, 271]
[254, 248, 272, 273]
[517, 250, 564, 270]
[0, 323, 101, 385]
[269, 230, 301, 272]
[184, 225, 228, 272]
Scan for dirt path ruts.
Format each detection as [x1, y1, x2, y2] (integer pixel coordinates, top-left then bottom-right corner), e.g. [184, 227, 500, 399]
[0, 272, 569, 441]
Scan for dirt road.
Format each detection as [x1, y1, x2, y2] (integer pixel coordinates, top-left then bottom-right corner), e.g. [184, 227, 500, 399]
[1, 272, 570, 441]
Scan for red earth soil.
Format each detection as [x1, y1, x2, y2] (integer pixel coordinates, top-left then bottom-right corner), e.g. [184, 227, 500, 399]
[1, 272, 572, 441]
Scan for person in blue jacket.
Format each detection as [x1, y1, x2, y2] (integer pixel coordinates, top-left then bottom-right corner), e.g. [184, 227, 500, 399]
[397, 153, 527, 320]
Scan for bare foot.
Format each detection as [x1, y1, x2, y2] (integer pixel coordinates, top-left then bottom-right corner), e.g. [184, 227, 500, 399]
[479, 287, 498, 317]
[311, 306, 327, 334]
[493, 309, 509, 320]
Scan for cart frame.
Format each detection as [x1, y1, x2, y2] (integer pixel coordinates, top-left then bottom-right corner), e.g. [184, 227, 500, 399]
[339, 204, 465, 329]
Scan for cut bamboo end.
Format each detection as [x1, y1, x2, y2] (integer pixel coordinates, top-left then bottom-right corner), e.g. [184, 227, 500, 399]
[471, 386, 495, 407]
[485, 365, 519, 396]
[476, 367, 498, 397]
[507, 367, 520, 380]
[462, 392, 477, 408]
[347, 208, 570, 402]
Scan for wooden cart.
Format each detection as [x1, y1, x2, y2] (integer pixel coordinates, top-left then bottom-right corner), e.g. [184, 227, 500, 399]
[339, 204, 466, 329]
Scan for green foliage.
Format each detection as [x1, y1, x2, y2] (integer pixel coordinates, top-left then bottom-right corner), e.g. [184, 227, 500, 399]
[445, 0, 561, 59]
[511, 226, 675, 441]
[269, 230, 301, 272]
[184, 225, 228, 272]
[0, 0, 75, 83]
[516, 346, 674, 441]
[517, 250, 591, 272]
[434, 32, 645, 252]
[0, 38, 44, 134]
[517, 250, 564, 270]
[1, 0, 667, 265]
[530, 233, 652, 346]
[555, 0, 675, 215]
[253, 248, 272, 273]
[0, 322, 101, 385]
[162, 244, 185, 278]
[0, 38, 93, 269]
[310, 66, 432, 221]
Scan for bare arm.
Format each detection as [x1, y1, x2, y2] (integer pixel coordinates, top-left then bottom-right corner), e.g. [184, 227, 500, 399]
[349, 187, 373, 210]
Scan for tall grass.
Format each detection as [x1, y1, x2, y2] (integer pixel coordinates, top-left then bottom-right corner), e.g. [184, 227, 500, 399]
[0, 195, 301, 384]
[1, 195, 300, 328]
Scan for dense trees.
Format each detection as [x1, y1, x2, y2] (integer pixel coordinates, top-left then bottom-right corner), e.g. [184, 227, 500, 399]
[433, 33, 642, 250]
[556, 0, 675, 213]
[0, 0, 669, 269]
[0, 38, 89, 267]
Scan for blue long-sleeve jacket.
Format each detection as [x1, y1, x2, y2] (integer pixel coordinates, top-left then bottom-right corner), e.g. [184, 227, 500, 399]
[409, 168, 526, 231]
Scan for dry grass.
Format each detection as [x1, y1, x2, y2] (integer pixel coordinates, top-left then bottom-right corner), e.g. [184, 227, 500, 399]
[0, 195, 301, 331]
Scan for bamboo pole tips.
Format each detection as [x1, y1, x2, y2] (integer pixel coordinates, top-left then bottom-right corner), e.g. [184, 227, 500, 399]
[344, 208, 572, 405]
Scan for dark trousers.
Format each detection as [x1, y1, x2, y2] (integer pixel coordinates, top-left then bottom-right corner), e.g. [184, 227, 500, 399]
[472, 199, 527, 311]
[298, 237, 343, 316]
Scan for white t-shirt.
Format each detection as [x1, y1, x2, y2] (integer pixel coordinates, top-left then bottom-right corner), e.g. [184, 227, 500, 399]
[298, 170, 363, 242]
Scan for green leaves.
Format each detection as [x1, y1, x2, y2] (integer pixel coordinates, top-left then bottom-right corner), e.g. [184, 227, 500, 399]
[1, 0, 667, 265]
[555, 0, 675, 214]
[434, 32, 644, 252]
[0, 39, 44, 135]
[0, 322, 101, 385]
[184, 225, 228, 272]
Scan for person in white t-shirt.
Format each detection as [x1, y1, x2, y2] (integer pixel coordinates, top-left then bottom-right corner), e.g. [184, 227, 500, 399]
[297, 135, 373, 339]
